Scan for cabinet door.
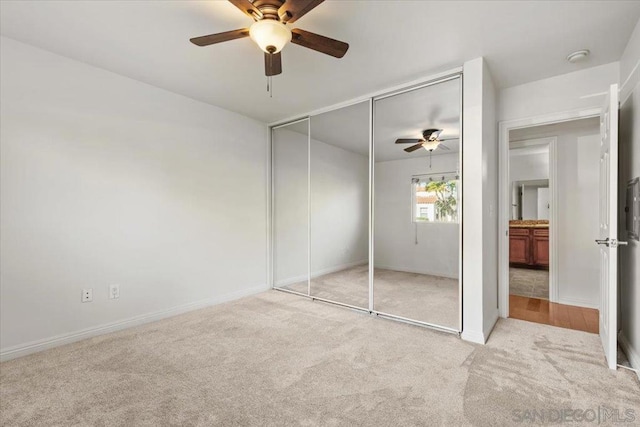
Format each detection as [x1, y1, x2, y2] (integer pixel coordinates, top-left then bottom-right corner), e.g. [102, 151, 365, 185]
[532, 235, 549, 267]
[509, 233, 530, 264]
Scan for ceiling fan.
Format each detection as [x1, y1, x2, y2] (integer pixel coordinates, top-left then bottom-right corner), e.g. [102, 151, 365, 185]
[190, 0, 349, 85]
[396, 129, 458, 167]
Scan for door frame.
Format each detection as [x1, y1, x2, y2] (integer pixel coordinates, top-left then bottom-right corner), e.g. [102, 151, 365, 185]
[498, 108, 601, 318]
[268, 67, 464, 334]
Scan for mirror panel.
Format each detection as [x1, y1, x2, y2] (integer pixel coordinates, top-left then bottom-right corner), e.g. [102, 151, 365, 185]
[272, 120, 309, 294]
[309, 101, 370, 308]
[373, 78, 461, 329]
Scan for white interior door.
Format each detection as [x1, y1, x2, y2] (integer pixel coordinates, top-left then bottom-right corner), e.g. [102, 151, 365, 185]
[597, 83, 619, 370]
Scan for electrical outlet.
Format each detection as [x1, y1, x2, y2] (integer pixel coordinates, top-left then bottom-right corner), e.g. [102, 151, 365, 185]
[109, 284, 120, 299]
[82, 288, 93, 303]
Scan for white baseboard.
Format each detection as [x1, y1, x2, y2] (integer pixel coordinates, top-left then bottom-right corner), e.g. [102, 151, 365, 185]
[461, 309, 499, 345]
[274, 260, 368, 287]
[0, 283, 269, 362]
[461, 329, 485, 344]
[374, 265, 459, 280]
[556, 297, 599, 310]
[618, 331, 640, 380]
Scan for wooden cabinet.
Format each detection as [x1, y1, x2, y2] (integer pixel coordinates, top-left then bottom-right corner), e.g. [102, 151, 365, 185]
[509, 227, 549, 269]
[509, 228, 530, 264]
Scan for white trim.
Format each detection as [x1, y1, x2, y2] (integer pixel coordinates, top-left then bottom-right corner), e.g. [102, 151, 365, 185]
[498, 107, 601, 318]
[549, 139, 559, 303]
[618, 332, 640, 380]
[461, 330, 485, 344]
[458, 73, 464, 334]
[269, 67, 463, 127]
[0, 283, 270, 362]
[369, 98, 375, 312]
[461, 308, 498, 344]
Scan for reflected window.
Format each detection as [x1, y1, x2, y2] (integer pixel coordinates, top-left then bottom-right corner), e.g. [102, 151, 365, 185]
[412, 175, 459, 223]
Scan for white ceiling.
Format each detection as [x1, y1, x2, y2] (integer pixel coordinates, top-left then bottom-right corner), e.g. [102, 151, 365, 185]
[284, 76, 459, 162]
[1, 1, 639, 123]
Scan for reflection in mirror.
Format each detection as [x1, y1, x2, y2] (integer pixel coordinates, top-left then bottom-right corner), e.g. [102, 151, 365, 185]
[308, 101, 370, 308]
[272, 120, 309, 294]
[373, 77, 461, 330]
[508, 141, 551, 221]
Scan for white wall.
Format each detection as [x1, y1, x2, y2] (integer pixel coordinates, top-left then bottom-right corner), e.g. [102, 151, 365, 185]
[521, 187, 539, 220]
[461, 57, 499, 344]
[537, 188, 550, 220]
[618, 17, 640, 376]
[0, 37, 268, 359]
[499, 62, 620, 122]
[272, 128, 369, 286]
[481, 59, 499, 342]
[311, 137, 368, 274]
[374, 154, 459, 279]
[272, 127, 309, 285]
[509, 152, 549, 183]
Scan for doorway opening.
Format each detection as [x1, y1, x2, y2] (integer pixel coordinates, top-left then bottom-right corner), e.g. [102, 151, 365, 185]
[504, 117, 601, 334]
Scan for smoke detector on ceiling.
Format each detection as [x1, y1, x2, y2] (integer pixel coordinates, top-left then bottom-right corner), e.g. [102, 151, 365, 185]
[566, 49, 590, 63]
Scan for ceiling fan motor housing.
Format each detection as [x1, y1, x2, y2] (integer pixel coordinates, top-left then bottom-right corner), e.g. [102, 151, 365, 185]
[253, 0, 287, 21]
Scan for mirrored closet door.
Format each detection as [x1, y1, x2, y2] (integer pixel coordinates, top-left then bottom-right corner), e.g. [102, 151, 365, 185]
[373, 77, 461, 330]
[272, 119, 310, 295]
[309, 101, 370, 309]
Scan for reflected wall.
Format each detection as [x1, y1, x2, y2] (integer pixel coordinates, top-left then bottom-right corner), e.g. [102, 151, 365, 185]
[309, 101, 370, 308]
[272, 120, 309, 294]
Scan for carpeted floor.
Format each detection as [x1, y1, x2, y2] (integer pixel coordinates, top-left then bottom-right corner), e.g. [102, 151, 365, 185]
[509, 267, 549, 299]
[1, 290, 638, 426]
[281, 265, 459, 329]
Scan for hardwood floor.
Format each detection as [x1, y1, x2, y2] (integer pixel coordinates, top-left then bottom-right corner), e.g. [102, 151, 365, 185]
[509, 294, 599, 334]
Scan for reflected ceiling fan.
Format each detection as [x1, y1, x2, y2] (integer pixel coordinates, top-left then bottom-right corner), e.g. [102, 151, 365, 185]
[190, 0, 349, 94]
[396, 129, 458, 167]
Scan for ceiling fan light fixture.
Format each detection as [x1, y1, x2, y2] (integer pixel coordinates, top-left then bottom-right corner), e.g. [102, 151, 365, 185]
[249, 19, 292, 54]
[422, 140, 440, 151]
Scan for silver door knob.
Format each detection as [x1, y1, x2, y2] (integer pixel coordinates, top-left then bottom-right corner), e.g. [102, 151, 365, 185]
[595, 238, 610, 246]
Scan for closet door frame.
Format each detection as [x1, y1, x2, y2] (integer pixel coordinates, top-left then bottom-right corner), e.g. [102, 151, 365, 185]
[370, 73, 463, 334]
[268, 70, 463, 334]
[270, 117, 311, 297]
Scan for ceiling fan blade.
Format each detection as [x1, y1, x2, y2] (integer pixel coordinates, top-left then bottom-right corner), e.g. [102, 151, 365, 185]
[438, 137, 459, 141]
[228, 0, 262, 20]
[396, 139, 422, 144]
[265, 52, 282, 76]
[404, 143, 424, 153]
[291, 28, 349, 58]
[190, 29, 249, 46]
[278, 0, 324, 24]
[437, 144, 450, 151]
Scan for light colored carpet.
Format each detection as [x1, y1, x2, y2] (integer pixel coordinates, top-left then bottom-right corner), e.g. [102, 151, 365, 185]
[282, 265, 458, 329]
[509, 267, 549, 299]
[1, 290, 638, 426]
